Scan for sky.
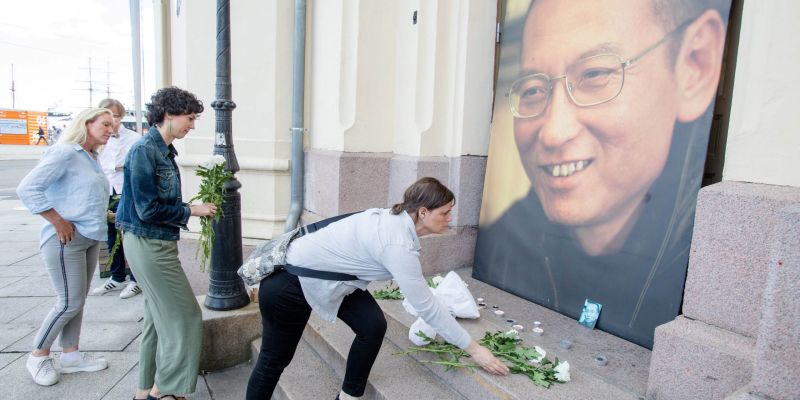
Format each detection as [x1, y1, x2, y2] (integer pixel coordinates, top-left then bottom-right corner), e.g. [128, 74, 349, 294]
[0, 0, 155, 115]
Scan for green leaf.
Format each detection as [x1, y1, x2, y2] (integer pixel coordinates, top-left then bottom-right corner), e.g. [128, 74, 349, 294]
[373, 282, 404, 300]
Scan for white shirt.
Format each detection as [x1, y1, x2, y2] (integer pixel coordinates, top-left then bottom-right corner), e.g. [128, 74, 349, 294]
[286, 208, 472, 349]
[98, 126, 140, 195]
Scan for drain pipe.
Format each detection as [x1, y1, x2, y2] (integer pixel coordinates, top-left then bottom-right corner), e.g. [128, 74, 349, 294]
[284, 0, 307, 232]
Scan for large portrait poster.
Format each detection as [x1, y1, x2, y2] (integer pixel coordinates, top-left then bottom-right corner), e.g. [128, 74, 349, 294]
[474, 0, 731, 348]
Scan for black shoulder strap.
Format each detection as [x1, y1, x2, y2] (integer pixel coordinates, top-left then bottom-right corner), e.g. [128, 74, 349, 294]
[302, 211, 361, 234]
[283, 264, 359, 281]
[284, 210, 363, 281]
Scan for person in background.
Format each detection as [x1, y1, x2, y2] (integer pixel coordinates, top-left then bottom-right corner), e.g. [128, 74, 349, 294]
[91, 98, 142, 299]
[246, 177, 509, 400]
[116, 87, 216, 400]
[17, 108, 115, 386]
[35, 126, 47, 145]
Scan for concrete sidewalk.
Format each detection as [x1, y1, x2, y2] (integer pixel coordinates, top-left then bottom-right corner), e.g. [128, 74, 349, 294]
[0, 144, 48, 160]
[0, 171, 256, 399]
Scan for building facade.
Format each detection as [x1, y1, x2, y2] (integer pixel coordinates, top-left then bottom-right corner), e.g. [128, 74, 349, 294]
[153, 1, 799, 398]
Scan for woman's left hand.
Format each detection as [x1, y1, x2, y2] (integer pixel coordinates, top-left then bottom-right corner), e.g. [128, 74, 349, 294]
[190, 203, 218, 217]
[466, 340, 509, 375]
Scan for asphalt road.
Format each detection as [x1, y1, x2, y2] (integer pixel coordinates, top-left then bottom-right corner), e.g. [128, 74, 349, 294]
[0, 159, 37, 200]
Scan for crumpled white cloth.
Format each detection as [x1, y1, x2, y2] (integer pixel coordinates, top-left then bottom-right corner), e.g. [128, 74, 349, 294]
[404, 271, 480, 345]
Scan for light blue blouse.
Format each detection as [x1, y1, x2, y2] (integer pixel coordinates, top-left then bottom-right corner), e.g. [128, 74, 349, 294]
[17, 144, 109, 247]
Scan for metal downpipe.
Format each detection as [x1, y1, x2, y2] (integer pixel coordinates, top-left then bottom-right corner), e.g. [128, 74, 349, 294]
[284, 0, 307, 232]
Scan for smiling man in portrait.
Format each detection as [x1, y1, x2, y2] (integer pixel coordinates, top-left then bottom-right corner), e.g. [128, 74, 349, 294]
[474, 0, 730, 348]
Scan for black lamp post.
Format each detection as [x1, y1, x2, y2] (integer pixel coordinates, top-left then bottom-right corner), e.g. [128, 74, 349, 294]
[205, 0, 249, 311]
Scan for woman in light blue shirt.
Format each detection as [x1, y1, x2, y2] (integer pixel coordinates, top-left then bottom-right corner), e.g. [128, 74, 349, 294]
[17, 108, 115, 387]
[247, 177, 508, 400]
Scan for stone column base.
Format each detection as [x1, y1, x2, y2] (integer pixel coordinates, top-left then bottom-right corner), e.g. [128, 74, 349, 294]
[647, 316, 755, 400]
[198, 295, 262, 372]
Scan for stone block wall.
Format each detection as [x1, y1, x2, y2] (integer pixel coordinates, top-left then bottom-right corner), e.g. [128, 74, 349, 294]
[647, 181, 800, 400]
[302, 149, 486, 274]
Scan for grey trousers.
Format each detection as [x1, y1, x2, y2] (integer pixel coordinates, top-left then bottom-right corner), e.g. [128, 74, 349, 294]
[33, 232, 100, 351]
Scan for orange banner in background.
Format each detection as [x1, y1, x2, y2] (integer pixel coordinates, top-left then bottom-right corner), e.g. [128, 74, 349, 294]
[0, 110, 48, 145]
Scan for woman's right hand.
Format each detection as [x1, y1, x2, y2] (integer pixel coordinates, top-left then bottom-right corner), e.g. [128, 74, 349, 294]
[190, 203, 218, 217]
[466, 340, 509, 376]
[53, 217, 76, 245]
[39, 209, 75, 244]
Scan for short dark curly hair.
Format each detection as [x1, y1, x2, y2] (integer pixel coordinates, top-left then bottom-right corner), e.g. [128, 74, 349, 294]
[146, 87, 204, 126]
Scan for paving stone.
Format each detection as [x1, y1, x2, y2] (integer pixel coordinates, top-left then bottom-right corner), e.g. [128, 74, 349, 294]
[99, 364, 212, 400]
[0, 249, 40, 267]
[6, 322, 142, 352]
[0, 275, 55, 297]
[16, 294, 144, 324]
[0, 353, 22, 370]
[0, 351, 139, 399]
[0, 322, 39, 351]
[0, 276, 24, 289]
[125, 333, 141, 353]
[0, 297, 50, 323]
[202, 362, 251, 400]
[98, 362, 138, 400]
[8, 254, 45, 267]
[0, 263, 48, 277]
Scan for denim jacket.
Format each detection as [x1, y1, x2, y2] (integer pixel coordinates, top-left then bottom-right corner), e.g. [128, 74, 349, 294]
[116, 127, 190, 241]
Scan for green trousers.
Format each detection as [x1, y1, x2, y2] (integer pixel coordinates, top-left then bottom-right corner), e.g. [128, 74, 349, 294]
[123, 233, 202, 395]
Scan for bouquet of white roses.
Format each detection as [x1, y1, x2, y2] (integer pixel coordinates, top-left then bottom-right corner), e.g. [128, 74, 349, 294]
[192, 154, 233, 272]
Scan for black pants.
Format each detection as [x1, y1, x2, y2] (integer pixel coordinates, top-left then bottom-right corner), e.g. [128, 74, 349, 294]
[246, 270, 386, 399]
[107, 194, 134, 282]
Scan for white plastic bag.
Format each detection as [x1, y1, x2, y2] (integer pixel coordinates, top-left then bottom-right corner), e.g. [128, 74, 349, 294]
[435, 271, 480, 319]
[408, 318, 436, 345]
[403, 271, 480, 344]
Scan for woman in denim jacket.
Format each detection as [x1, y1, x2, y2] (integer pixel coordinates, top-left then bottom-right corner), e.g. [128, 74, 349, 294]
[17, 108, 115, 386]
[246, 177, 509, 400]
[116, 87, 216, 400]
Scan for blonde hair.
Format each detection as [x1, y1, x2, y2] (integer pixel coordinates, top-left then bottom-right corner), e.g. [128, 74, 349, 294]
[57, 108, 113, 151]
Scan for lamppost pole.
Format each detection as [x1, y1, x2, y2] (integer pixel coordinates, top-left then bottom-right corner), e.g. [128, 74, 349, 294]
[205, 0, 249, 311]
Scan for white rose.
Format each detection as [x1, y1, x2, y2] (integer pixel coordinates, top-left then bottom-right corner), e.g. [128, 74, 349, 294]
[211, 154, 226, 166]
[554, 361, 571, 382]
[431, 275, 444, 286]
[528, 346, 546, 364]
[504, 329, 519, 340]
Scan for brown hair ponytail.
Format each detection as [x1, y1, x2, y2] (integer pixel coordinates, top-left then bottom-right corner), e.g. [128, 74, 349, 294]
[391, 177, 455, 217]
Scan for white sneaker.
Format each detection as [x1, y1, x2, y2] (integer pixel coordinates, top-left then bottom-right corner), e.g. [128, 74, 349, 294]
[92, 278, 126, 295]
[59, 353, 108, 374]
[27, 354, 59, 386]
[120, 282, 142, 299]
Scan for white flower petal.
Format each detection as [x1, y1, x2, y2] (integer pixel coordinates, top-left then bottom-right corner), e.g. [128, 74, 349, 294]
[555, 361, 571, 382]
